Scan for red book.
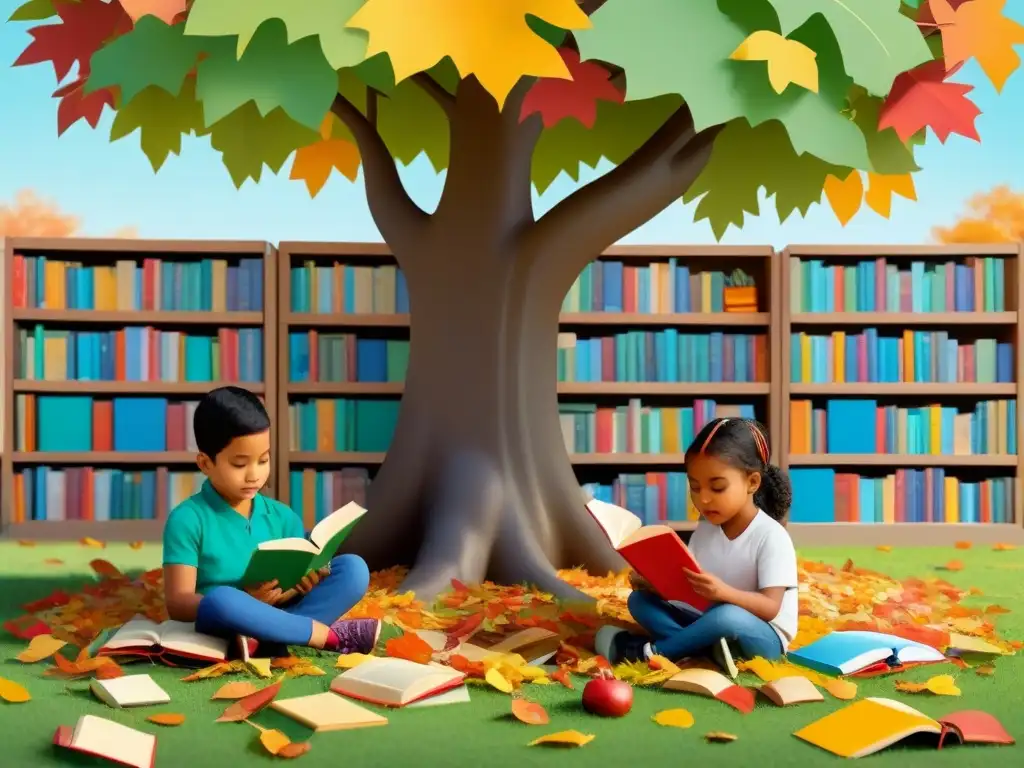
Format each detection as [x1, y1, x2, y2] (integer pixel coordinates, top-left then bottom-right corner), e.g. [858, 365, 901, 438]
[54, 715, 156, 768]
[585, 499, 709, 612]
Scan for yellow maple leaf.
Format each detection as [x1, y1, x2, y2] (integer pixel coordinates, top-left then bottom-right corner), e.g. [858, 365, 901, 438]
[729, 30, 819, 94]
[346, 0, 590, 108]
[864, 173, 917, 218]
[824, 171, 864, 226]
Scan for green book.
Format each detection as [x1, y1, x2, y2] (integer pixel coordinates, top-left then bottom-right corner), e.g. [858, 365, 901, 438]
[240, 501, 368, 591]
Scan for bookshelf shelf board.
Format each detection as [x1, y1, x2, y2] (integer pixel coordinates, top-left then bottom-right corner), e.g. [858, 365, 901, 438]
[11, 451, 196, 464]
[12, 309, 264, 325]
[14, 380, 265, 395]
[790, 312, 1017, 326]
[602, 245, 775, 259]
[789, 453, 1018, 468]
[784, 244, 1021, 259]
[288, 313, 410, 327]
[3, 519, 164, 541]
[290, 451, 387, 464]
[789, 383, 1017, 396]
[559, 312, 769, 326]
[569, 453, 687, 465]
[557, 382, 771, 396]
[289, 382, 404, 396]
[788, 522, 1024, 547]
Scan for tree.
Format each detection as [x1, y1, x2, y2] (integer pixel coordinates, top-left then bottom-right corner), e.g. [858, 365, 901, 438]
[0, 189, 136, 237]
[935, 186, 1024, 243]
[10, 0, 1023, 598]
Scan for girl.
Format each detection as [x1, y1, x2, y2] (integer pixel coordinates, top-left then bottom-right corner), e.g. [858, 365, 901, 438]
[595, 417, 798, 670]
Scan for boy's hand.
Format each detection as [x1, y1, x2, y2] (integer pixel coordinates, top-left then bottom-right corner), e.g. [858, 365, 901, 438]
[628, 571, 654, 592]
[683, 569, 732, 603]
[245, 580, 291, 606]
[294, 565, 331, 596]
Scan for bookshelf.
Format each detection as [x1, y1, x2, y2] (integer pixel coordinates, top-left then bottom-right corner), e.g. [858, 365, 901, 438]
[277, 242, 779, 534]
[0, 237, 277, 541]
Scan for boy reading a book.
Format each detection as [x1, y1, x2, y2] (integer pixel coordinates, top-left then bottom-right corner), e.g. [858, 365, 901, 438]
[162, 386, 379, 655]
[596, 418, 798, 668]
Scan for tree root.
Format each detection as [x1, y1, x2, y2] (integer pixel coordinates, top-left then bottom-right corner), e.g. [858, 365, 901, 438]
[489, 506, 590, 601]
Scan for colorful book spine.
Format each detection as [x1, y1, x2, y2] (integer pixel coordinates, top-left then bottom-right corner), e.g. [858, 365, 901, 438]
[558, 331, 768, 383]
[789, 467, 1014, 524]
[14, 395, 199, 453]
[561, 400, 756, 454]
[790, 399, 1017, 455]
[583, 474, 698, 524]
[288, 398, 401, 453]
[11, 255, 264, 311]
[789, 256, 1006, 313]
[789, 330, 1013, 384]
[14, 325, 263, 382]
[289, 262, 408, 314]
[10, 467, 204, 523]
[288, 333, 410, 383]
[288, 468, 371, 523]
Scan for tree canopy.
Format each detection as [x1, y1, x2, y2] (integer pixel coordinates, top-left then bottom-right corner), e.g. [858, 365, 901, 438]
[10, 0, 1024, 238]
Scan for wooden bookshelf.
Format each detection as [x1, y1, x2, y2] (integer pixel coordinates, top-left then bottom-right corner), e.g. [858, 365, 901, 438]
[781, 244, 1024, 546]
[0, 237, 278, 541]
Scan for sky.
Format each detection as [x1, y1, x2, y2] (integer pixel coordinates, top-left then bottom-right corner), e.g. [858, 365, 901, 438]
[1, 2, 1022, 246]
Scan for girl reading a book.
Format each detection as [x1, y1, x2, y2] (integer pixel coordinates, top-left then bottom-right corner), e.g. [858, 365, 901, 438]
[596, 417, 798, 669]
[162, 387, 380, 656]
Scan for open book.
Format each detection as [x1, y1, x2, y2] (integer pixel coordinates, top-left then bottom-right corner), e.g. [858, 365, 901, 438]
[54, 715, 156, 768]
[788, 630, 946, 677]
[241, 501, 367, 591]
[271, 692, 388, 732]
[90, 674, 170, 708]
[663, 667, 755, 713]
[97, 615, 230, 665]
[330, 657, 466, 707]
[586, 498, 710, 611]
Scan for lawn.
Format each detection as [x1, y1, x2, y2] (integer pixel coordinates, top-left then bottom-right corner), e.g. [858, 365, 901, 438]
[0, 543, 1021, 767]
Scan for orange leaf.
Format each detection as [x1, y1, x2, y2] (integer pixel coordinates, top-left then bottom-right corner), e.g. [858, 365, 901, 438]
[449, 654, 485, 678]
[993, 542, 1017, 551]
[278, 741, 312, 758]
[929, 0, 1024, 92]
[954, 541, 973, 550]
[976, 665, 996, 676]
[876, 545, 892, 552]
[16, 540, 35, 547]
[395, 609, 423, 629]
[128, 541, 144, 549]
[79, 537, 105, 548]
[43, 558, 64, 566]
[94, 663, 125, 680]
[216, 679, 282, 722]
[551, 666, 574, 689]
[16, 634, 66, 663]
[863, 173, 917, 219]
[147, 713, 185, 726]
[47, 652, 119, 679]
[529, 730, 595, 747]
[705, 731, 738, 743]
[118, 0, 188, 25]
[511, 698, 550, 725]
[89, 559, 123, 580]
[824, 678, 858, 700]
[289, 118, 361, 198]
[259, 729, 291, 755]
[939, 560, 964, 571]
[212, 681, 260, 700]
[985, 604, 1011, 615]
[824, 171, 864, 225]
[0, 677, 31, 703]
[384, 632, 433, 664]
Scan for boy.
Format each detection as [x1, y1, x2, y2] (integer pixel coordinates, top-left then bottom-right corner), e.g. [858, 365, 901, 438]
[162, 385, 378, 655]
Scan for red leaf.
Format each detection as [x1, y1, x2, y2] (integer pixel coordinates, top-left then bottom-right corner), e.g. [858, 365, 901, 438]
[520, 48, 623, 128]
[53, 77, 115, 136]
[384, 632, 434, 664]
[878, 59, 981, 143]
[14, 0, 130, 82]
[443, 613, 484, 651]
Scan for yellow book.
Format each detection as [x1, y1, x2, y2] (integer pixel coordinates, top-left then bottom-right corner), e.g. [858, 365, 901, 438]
[799, 334, 811, 382]
[661, 409, 679, 453]
[832, 331, 845, 383]
[795, 698, 941, 758]
[882, 475, 895, 524]
[945, 476, 960, 523]
[902, 329, 915, 382]
[929, 406, 941, 454]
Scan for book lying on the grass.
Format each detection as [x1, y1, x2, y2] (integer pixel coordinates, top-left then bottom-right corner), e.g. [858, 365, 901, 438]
[585, 498, 710, 611]
[663, 668, 755, 713]
[97, 615, 232, 665]
[240, 501, 367, 591]
[758, 676, 823, 707]
[90, 674, 170, 708]
[795, 698, 1015, 758]
[406, 685, 471, 708]
[945, 632, 1007, 656]
[271, 692, 388, 731]
[331, 657, 466, 707]
[54, 715, 156, 768]
[419, 627, 561, 666]
[787, 630, 946, 677]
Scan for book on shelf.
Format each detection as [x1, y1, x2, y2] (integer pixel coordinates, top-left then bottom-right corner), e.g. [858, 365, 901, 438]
[97, 615, 242, 665]
[11, 254, 264, 311]
[270, 692, 389, 732]
[289, 261, 408, 314]
[584, 474, 698, 524]
[787, 630, 946, 677]
[790, 329, 1012, 384]
[53, 715, 156, 768]
[288, 398, 400, 453]
[330, 657, 466, 707]
[289, 468, 370, 525]
[90, 674, 170, 708]
[789, 256, 1007, 313]
[585, 498, 709, 611]
[240, 501, 367, 591]
[557, 330, 768, 384]
[790, 398, 1017, 456]
[788, 467, 1015, 524]
[288, 333, 409, 383]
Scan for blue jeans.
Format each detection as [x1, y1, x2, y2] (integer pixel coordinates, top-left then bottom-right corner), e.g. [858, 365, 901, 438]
[627, 590, 783, 661]
[196, 554, 370, 646]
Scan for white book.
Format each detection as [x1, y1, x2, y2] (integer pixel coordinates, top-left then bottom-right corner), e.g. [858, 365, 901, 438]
[90, 674, 170, 708]
[54, 715, 156, 768]
[100, 615, 229, 663]
[407, 685, 471, 708]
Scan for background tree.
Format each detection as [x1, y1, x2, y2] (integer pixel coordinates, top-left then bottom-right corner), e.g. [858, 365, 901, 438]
[10, 0, 1023, 598]
[935, 185, 1024, 242]
[0, 189, 136, 237]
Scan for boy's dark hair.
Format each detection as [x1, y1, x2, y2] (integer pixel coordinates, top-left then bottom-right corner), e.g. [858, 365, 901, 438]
[193, 386, 271, 460]
[684, 417, 792, 522]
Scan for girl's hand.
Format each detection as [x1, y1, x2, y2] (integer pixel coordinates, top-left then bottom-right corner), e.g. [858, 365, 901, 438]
[245, 580, 292, 606]
[294, 565, 331, 596]
[683, 569, 733, 603]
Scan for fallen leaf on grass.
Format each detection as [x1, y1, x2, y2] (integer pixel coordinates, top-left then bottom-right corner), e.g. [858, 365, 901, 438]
[938, 560, 964, 571]
[529, 730, 594, 747]
[384, 632, 433, 664]
[89, 559, 123, 580]
[272, 657, 325, 678]
[0, 677, 31, 703]
[246, 658, 272, 678]
[653, 708, 694, 728]
[47, 652, 121, 680]
[147, 713, 185, 726]
[993, 543, 1017, 551]
[985, 604, 1011, 615]
[335, 653, 373, 669]
[128, 541, 144, 550]
[976, 665, 996, 676]
[550, 666, 574, 689]
[181, 661, 245, 681]
[486, 667, 515, 693]
[212, 682, 260, 700]
[876, 545, 892, 552]
[894, 674, 961, 696]
[79, 537, 105, 548]
[824, 678, 858, 700]
[43, 558, 64, 566]
[217, 679, 283, 722]
[955, 541, 973, 550]
[17, 540, 35, 547]
[705, 732, 737, 743]
[16, 634, 67, 663]
[511, 698, 550, 725]
[257, 727, 312, 758]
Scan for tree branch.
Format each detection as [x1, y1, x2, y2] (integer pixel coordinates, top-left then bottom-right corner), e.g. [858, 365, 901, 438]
[580, 0, 609, 14]
[411, 73, 456, 118]
[331, 92, 428, 251]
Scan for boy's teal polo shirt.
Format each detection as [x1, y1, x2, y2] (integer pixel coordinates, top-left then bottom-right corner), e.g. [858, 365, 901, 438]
[162, 480, 305, 592]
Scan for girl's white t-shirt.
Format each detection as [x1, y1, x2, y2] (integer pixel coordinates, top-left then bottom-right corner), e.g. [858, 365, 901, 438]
[686, 510, 799, 648]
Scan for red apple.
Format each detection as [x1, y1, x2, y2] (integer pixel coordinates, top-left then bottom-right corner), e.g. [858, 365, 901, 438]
[582, 670, 633, 717]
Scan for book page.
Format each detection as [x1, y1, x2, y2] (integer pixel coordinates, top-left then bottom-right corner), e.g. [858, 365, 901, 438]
[102, 616, 161, 650]
[666, 668, 731, 696]
[92, 675, 170, 707]
[72, 715, 155, 768]
[257, 537, 319, 553]
[309, 501, 367, 551]
[585, 499, 642, 549]
[273, 692, 387, 730]
[158, 621, 229, 660]
[334, 658, 461, 703]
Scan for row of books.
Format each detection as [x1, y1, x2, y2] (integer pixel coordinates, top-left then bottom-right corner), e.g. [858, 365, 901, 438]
[13, 395, 198, 453]
[289, 468, 370, 525]
[584, 473, 698, 525]
[790, 399, 1017, 456]
[559, 400, 756, 455]
[11, 255, 265, 312]
[290, 263, 408, 314]
[562, 259, 757, 314]
[790, 330, 1012, 384]
[14, 325, 264, 383]
[557, 331, 769, 384]
[790, 467, 1013, 524]
[789, 256, 1006, 314]
[10, 467, 205, 523]
[289, 398, 400, 453]
[288, 333, 410, 383]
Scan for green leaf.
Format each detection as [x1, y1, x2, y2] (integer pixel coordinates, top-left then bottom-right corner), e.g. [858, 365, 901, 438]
[683, 119, 845, 239]
[87, 17, 213, 103]
[532, 95, 681, 193]
[185, 0, 370, 70]
[196, 19, 338, 131]
[848, 88, 919, 174]
[204, 103, 319, 187]
[764, 0, 932, 95]
[8, 0, 60, 21]
[902, 0, 922, 7]
[527, 15, 570, 46]
[377, 77, 450, 171]
[110, 81, 205, 172]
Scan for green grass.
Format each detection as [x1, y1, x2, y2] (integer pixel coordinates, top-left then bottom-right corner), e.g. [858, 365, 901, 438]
[1, 544, 1022, 767]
